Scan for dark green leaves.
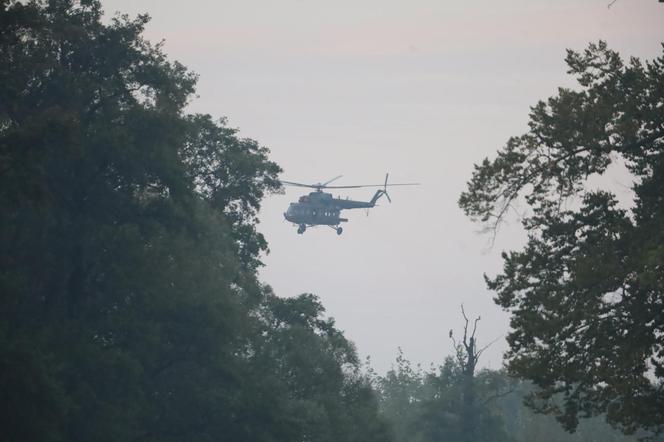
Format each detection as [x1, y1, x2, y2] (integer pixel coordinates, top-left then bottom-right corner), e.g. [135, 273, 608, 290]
[460, 41, 664, 436]
[0, 2, 389, 441]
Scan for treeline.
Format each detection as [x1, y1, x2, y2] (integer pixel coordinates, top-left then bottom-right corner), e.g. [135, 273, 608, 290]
[372, 349, 655, 442]
[0, 1, 388, 441]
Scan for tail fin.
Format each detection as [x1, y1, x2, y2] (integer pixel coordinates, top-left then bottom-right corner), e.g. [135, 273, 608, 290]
[369, 189, 386, 206]
[369, 173, 392, 206]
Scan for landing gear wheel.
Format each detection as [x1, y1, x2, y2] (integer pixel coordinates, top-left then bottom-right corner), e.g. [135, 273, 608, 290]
[297, 224, 306, 234]
[336, 227, 343, 235]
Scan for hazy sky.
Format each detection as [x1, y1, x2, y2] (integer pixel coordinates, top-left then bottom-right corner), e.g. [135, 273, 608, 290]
[104, 0, 664, 373]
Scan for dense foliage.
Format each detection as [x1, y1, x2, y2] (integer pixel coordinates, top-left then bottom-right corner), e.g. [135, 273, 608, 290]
[459, 41, 664, 435]
[374, 350, 512, 442]
[0, 1, 389, 441]
[375, 350, 656, 442]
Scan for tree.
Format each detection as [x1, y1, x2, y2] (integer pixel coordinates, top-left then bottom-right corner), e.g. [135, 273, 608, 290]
[375, 324, 512, 442]
[417, 360, 513, 442]
[0, 1, 276, 440]
[459, 41, 664, 435]
[0, 2, 395, 441]
[250, 292, 392, 442]
[448, 306, 500, 442]
[496, 378, 657, 442]
[375, 349, 431, 442]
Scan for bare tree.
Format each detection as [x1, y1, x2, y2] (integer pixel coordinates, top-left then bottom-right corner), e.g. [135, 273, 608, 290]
[449, 305, 499, 442]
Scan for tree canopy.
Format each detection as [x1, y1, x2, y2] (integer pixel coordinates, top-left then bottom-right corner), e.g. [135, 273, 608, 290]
[0, 1, 389, 441]
[459, 41, 664, 435]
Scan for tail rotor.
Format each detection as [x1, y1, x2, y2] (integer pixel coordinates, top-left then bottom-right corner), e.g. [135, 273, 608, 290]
[383, 173, 392, 203]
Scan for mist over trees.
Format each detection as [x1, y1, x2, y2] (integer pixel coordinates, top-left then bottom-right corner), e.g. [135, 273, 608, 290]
[374, 348, 649, 442]
[2, 0, 663, 441]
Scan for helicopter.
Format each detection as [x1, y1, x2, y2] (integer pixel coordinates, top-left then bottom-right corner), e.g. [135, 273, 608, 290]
[282, 173, 419, 235]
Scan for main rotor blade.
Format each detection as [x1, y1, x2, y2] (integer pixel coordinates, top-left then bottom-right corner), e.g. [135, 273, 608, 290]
[280, 179, 420, 189]
[280, 180, 319, 188]
[322, 175, 343, 186]
[321, 183, 420, 189]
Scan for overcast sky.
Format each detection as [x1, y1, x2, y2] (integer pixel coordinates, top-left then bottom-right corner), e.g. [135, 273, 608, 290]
[105, 0, 664, 373]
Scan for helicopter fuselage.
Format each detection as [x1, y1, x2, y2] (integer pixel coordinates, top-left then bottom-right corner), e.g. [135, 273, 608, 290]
[284, 190, 379, 228]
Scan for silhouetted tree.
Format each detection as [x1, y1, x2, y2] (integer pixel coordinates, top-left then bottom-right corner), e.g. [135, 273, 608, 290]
[375, 323, 512, 442]
[0, 2, 390, 441]
[459, 41, 664, 436]
[448, 306, 507, 442]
